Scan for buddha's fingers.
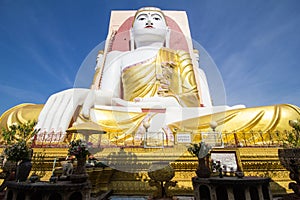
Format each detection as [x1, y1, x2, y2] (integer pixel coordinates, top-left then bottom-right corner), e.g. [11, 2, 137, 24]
[36, 89, 89, 132]
[53, 89, 89, 131]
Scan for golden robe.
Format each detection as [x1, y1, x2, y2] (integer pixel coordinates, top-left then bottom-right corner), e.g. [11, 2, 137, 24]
[121, 47, 201, 107]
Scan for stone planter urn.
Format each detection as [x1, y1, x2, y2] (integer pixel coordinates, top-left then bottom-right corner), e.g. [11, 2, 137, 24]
[16, 159, 32, 182]
[148, 161, 177, 198]
[15, 148, 33, 182]
[68, 139, 90, 183]
[70, 157, 89, 183]
[196, 157, 211, 178]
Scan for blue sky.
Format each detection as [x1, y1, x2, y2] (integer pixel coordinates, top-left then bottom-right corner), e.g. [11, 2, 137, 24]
[0, 0, 300, 115]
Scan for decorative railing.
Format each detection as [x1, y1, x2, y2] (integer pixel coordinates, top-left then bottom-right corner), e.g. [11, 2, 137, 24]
[28, 129, 294, 148]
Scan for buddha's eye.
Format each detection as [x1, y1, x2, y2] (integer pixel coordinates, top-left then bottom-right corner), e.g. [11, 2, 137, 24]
[138, 17, 146, 21]
[153, 17, 161, 21]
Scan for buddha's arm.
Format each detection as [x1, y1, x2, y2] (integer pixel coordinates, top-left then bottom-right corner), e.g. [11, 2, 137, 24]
[81, 51, 123, 118]
[99, 51, 123, 97]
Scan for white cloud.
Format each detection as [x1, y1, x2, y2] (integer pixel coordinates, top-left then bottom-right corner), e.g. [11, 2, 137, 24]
[0, 84, 45, 103]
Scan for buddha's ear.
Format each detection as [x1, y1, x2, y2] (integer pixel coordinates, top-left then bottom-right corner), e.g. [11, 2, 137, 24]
[165, 27, 170, 48]
[129, 28, 135, 51]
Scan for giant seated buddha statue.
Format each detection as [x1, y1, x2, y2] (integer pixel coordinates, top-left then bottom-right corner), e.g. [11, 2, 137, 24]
[0, 7, 299, 147]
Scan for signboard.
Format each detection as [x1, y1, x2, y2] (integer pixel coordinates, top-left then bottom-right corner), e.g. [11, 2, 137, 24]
[144, 132, 164, 148]
[176, 132, 192, 144]
[201, 132, 223, 147]
[210, 150, 242, 173]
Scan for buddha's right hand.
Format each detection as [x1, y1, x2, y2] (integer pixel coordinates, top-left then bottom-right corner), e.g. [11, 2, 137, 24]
[36, 88, 90, 133]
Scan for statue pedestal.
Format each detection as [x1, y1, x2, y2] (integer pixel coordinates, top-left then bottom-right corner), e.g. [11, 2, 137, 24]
[192, 176, 272, 200]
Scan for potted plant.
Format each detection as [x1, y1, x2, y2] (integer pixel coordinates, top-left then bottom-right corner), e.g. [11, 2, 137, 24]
[278, 119, 300, 196]
[68, 139, 90, 183]
[1, 120, 38, 182]
[187, 142, 212, 178]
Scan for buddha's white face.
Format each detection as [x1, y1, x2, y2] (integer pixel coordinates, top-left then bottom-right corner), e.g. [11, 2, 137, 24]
[133, 11, 167, 30]
[132, 10, 168, 48]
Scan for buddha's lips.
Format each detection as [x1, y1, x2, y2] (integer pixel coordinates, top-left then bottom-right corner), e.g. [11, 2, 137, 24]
[145, 26, 154, 28]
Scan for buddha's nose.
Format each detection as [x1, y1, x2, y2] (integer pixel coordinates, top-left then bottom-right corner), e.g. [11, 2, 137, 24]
[146, 20, 153, 26]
